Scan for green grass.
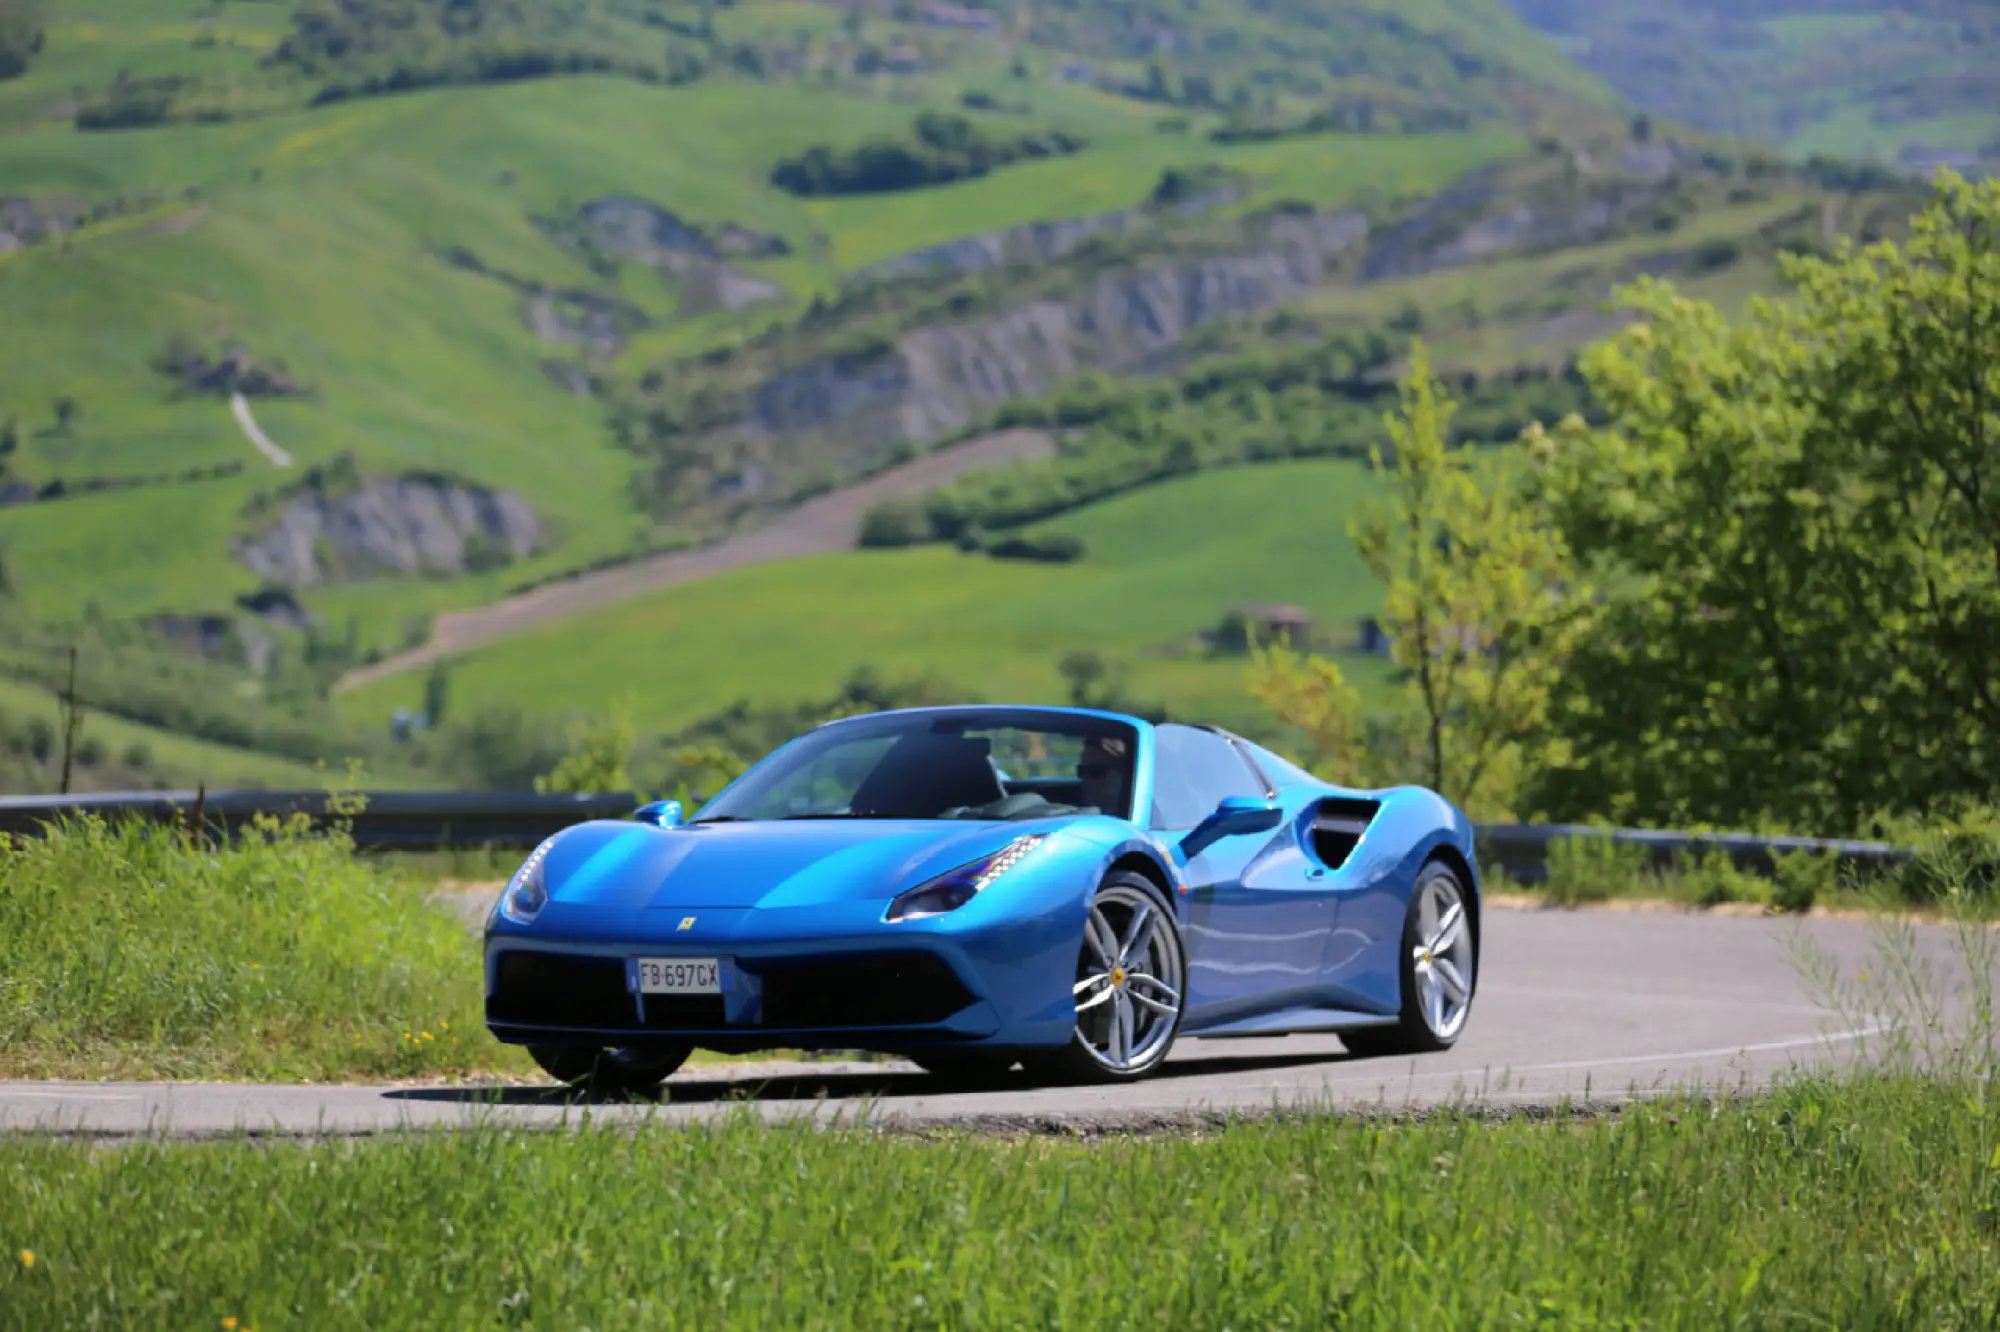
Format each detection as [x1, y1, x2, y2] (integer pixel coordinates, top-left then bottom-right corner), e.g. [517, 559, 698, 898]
[0, 673, 333, 792]
[339, 459, 1400, 734]
[0, 815, 530, 1081]
[3, 1074, 1999, 1327]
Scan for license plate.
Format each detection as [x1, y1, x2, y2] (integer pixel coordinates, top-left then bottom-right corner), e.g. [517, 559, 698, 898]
[635, 957, 723, 995]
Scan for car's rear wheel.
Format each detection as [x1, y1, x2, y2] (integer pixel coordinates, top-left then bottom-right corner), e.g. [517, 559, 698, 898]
[528, 1042, 692, 1094]
[1027, 872, 1186, 1084]
[1341, 859, 1476, 1058]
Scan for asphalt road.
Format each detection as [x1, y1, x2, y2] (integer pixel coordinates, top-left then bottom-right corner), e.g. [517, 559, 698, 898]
[0, 908, 1966, 1138]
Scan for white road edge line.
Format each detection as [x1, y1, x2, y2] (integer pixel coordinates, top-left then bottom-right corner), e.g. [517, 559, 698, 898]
[230, 392, 293, 467]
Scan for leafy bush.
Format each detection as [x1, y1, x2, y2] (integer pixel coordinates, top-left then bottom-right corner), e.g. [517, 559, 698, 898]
[985, 532, 1085, 563]
[1542, 832, 1650, 905]
[857, 496, 929, 548]
[74, 76, 184, 132]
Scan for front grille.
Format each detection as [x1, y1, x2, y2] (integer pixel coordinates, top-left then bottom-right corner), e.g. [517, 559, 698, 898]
[490, 949, 978, 1033]
[489, 951, 636, 1029]
[752, 952, 977, 1029]
[640, 995, 727, 1029]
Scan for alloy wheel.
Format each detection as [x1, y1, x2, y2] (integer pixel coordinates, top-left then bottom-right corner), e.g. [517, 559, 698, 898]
[1071, 881, 1185, 1075]
[1412, 872, 1475, 1041]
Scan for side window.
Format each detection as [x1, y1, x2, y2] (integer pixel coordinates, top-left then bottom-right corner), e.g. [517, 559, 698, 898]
[1148, 724, 1266, 830]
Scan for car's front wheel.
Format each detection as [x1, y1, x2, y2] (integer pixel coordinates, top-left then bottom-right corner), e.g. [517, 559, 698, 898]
[1341, 858, 1477, 1058]
[528, 1043, 692, 1094]
[1027, 872, 1186, 1084]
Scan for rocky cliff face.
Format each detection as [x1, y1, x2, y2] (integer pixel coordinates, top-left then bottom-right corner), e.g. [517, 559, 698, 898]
[847, 186, 1243, 287]
[232, 475, 544, 589]
[558, 196, 788, 315]
[742, 208, 1371, 455]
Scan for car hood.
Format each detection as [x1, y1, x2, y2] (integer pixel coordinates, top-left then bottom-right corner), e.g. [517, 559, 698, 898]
[541, 817, 1055, 913]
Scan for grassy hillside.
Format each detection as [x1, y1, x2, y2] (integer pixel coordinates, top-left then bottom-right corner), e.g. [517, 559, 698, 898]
[0, 0, 1940, 788]
[1505, 0, 2000, 169]
[0, 65, 1528, 634]
[339, 459, 1403, 738]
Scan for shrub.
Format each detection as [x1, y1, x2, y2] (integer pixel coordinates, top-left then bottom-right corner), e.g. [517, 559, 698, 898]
[858, 496, 929, 547]
[0, 814, 511, 1080]
[986, 532, 1085, 563]
[1542, 833, 1650, 906]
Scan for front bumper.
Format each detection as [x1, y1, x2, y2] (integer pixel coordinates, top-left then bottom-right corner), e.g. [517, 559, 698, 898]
[482, 912, 1079, 1053]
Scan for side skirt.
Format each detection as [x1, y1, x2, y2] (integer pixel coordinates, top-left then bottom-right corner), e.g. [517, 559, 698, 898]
[1182, 1005, 1400, 1040]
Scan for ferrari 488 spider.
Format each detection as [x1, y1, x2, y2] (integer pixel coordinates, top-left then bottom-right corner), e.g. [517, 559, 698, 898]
[485, 704, 1481, 1089]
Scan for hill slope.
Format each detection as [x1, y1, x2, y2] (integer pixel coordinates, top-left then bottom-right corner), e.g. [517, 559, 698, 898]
[0, 0, 1938, 787]
[1504, 0, 2000, 169]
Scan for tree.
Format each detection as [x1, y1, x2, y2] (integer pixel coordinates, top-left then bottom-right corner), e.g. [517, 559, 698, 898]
[0, 0, 46, 81]
[1247, 343, 1583, 818]
[1530, 171, 2000, 834]
[1244, 639, 1369, 786]
[51, 396, 76, 433]
[535, 709, 637, 795]
[422, 662, 451, 728]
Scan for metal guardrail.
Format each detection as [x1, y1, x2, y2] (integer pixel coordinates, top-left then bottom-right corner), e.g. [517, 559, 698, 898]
[1474, 823, 1908, 884]
[0, 789, 640, 853]
[0, 789, 1912, 880]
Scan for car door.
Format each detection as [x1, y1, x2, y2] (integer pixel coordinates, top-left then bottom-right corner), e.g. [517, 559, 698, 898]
[1152, 725, 1336, 1025]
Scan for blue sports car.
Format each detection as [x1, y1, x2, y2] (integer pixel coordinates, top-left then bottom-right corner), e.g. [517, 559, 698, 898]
[485, 704, 1481, 1090]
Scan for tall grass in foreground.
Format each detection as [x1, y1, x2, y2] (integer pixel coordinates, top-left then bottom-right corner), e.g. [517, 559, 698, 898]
[2, 1074, 1999, 1329]
[0, 815, 525, 1081]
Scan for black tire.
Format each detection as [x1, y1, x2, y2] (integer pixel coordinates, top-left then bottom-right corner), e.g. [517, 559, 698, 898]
[528, 1043, 692, 1094]
[1341, 858, 1477, 1058]
[1024, 871, 1187, 1085]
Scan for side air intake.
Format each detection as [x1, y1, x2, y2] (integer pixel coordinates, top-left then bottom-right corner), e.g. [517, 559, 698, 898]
[1310, 798, 1380, 870]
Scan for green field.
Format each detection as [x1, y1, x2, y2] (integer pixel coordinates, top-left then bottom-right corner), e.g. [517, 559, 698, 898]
[4, 1073, 1998, 1328]
[339, 460, 1400, 735]
[0, 672, 332, 792]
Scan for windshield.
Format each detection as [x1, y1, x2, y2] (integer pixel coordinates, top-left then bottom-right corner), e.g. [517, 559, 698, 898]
[693, 710, 1141, 823]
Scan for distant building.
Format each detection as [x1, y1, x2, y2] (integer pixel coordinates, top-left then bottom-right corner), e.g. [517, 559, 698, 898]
[1357, 617, 1392, 657]
[1058, 62, 1094, 83]
[1208, 603, 1313, 654]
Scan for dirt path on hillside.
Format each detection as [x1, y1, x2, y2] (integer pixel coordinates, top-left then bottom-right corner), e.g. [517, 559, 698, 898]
[332, 428, 1056, 694]
[230, 393, 294, 467]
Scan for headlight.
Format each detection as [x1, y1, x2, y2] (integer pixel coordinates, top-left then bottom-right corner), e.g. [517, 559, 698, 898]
[886, 834, 1046, 922]
[499, 836, 557, 924]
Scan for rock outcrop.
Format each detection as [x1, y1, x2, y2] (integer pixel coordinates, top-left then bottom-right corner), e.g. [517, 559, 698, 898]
[552, 196, 790, 315]
[742, 208, 1370, 453]
[233, 474, 544, 589]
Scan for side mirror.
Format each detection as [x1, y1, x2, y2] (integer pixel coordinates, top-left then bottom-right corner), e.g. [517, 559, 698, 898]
[1179, 794, 1281, 857]
[633, 799, 684, 828]
[1206, 794, 1282, 834]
